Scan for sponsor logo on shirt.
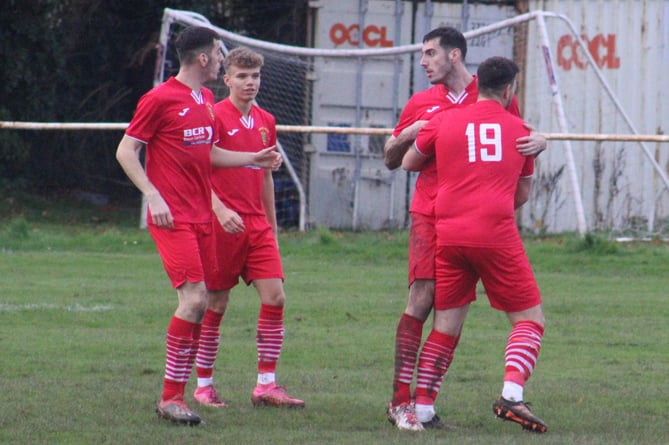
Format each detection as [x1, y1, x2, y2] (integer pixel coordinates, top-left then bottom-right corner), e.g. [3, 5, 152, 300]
[178, 107, 190, 116]
[183, 126, 213, 146]
[427, 105, 440, 113]
[227, 129, 239, 136]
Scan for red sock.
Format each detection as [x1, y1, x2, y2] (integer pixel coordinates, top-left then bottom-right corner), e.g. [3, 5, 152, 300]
[257, 304, 284, 374]
[189, 322, 201, 378]
[504, 321, 544, 385]
[391, 313, 424, 406]
[162, 316, 198, 401]
[414, 329, 458, 406]
[196, 309, 223, 379]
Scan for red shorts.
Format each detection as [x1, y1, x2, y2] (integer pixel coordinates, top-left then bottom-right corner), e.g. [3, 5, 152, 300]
[408, 212, 436, 285]
[207, 214, 284, 291]
[148, 221, 218, 289]
[434, 244, 541, 312]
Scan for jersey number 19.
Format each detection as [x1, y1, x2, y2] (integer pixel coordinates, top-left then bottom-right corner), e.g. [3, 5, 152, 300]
[466, 123, 502, 163]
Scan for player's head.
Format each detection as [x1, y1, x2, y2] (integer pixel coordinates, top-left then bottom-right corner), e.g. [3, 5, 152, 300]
[223, 47, 264, 103]
[420, 27, 468, 85]
[175, 26, 221, 65]
[477, 56, 519, 107]
[423, 27, 468, 60]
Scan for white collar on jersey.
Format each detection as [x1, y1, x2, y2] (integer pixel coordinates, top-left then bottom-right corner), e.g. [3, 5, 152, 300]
[190, 90, 204, 104]
[446, 90, 469, 104]
[240, 114, 254, 129]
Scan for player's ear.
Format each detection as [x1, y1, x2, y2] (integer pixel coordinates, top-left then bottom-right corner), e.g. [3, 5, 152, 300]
[199, 52, 209, 66]
[449, 47, 461, 62]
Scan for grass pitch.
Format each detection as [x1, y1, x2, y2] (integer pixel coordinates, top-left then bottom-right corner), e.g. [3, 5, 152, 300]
[1, 212, 668, 444]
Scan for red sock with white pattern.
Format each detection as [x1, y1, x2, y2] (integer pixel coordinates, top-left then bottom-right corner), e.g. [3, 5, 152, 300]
[162, 316, 198, 401]
[195, 309, 223, 386]
[502, 320, 544, 401]
[414, 329, 459, 408]
[391, 313, 424, 406]
[256, 304, 284, 386]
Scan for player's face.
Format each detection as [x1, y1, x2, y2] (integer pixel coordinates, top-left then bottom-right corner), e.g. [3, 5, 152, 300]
[224, 65, 261, 103]
[203, 40, 224, 82]
[420, 38, 454, 85]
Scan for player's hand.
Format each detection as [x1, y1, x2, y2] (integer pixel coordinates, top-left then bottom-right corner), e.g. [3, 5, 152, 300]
[252, 146, 282, 171]
[517, 124, 547, 156]
[146, 192, 174, 229]
[214, 206, 245, 234]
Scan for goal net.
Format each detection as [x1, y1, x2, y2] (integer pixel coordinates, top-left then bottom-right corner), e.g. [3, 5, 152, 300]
[156, 6, 669, 237]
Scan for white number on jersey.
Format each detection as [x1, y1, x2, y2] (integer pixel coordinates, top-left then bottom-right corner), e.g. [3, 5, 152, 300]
[466, 122, 502, 163]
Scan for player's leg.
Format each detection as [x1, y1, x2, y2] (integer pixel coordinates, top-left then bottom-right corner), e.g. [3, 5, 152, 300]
[250, 278, 303, 407]
[412, 245, 476, 430]
[392, 279, 433, 401]
[492, 304, 547, 432]
[193, 221, 243, 407]
[411, 245, 478, 429]
[246, 216, 303, 408]
[388, 213, 435, 431]
[476, 245, 547, 433]
[193, 289, 230, 407]
[414, 305, 467, 424]
[149, 222, 209, 425]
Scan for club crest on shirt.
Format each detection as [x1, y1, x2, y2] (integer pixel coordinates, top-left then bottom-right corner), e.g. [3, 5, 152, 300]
[259, 127, 270, 146]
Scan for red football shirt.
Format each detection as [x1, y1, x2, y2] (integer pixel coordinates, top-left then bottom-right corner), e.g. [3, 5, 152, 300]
[125, 77, 218, 224]
[415, 100, 533, 247]
[211, 99, 277, 216]
[393, 77, 520, 216]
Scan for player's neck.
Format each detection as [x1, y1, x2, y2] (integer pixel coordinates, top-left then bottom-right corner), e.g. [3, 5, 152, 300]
[175, 70, 205, 95]
[230, 96, 253, 117]
[442, 68, 473, 96]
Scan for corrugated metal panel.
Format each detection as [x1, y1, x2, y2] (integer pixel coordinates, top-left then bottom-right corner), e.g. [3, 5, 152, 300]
[522, 0, 669, 234]
[308, 0, 520, 229]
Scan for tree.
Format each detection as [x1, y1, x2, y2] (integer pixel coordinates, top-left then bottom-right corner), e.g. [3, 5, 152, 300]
[0, 0, 308, 199]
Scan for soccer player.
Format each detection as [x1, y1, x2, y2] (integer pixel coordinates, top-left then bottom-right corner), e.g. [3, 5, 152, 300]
[192, 47, 304, 409]
[116, 27, 281, 425]
[384, 26, 547, 431]
[402, 55, 548, 433]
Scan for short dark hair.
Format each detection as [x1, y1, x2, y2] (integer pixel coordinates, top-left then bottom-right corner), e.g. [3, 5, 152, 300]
[423, 27, 467, 60]
[175, 26, 220, 65]
[477, 56, 519, 96]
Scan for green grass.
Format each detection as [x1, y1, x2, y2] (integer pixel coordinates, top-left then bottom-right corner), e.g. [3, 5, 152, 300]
[1, 197, 668, 444]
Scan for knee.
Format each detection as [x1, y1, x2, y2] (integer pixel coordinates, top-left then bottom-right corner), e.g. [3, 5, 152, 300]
[207, 290, 230, 313]
[263, 291, 285, 307]
[405, 281, 435, 320]
[176, 283, 209, 322]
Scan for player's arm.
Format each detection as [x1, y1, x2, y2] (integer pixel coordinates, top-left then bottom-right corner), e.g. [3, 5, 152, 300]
[212, 192, 244, 234]
[211, 145, 282, 170]
[116, 135, 173, 228]
[383, 120, 428, 170]
[262, 169, 279, 238]
[514, 177, 533, 209]
[507, 98, 547, 157]
[516, 124, 547, 156]
[402, 144, 431, 172]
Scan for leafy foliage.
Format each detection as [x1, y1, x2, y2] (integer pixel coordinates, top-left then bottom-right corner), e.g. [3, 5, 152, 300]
[0, 0, 308, 199]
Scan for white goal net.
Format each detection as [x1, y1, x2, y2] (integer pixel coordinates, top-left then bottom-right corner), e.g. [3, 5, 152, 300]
[152, 5, 669, 236]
